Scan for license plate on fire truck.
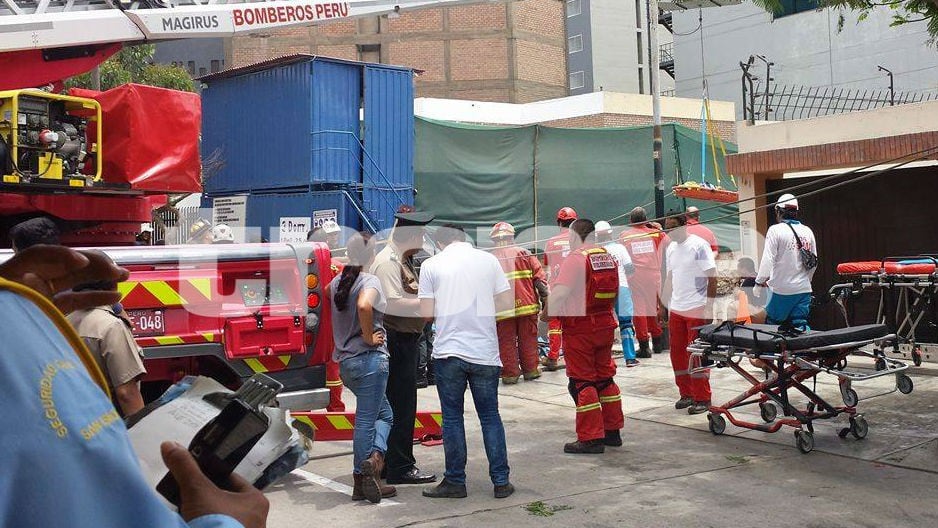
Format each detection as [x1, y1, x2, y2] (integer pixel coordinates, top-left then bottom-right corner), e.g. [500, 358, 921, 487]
[127, 309, 165, 337]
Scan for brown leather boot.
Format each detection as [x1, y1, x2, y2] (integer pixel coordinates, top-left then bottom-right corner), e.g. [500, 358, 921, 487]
[352, 473, 365, 501]
[361, 451, 397, 503]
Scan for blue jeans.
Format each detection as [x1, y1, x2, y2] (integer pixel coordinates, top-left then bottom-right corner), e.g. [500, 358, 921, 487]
[433, 357, 510, 486]
[339, 351, 393, 474]
[615, 286, 636, 361]
[765, 291, 812, 330]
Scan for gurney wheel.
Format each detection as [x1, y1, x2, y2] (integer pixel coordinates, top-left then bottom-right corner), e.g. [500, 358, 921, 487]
[795, 430, 814, 454]
[708, 414, 726, 435]
[841, 387, 859, 408]
[897, 374, 914, 395]
[849, 415, 869, 440]
[759, 402, 778, 423]
[838, 428, 850, 439]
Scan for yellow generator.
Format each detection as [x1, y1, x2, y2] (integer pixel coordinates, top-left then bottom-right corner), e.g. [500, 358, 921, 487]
[0, 90, 102, 187]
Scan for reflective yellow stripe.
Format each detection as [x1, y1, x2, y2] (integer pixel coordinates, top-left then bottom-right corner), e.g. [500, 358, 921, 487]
[142, 281, 184, 305]
[582, 248, 605, 255]
[548, 330, 562, 335]
[201, 332, 215, 342]
[600, 395, 621, 403]
[188, 278, 213, 301]
[505, 270, 534, 280]
[576, 403, 602, 413]
[431, 413, 443, 426]
[326, 415, 354, 430]
[414, 418, 423, 429]
[326, 380, 343, 387]
[279, 355, 291, 367]
[514, 304, 539, 316]
[117, 281, 137, 299]
[595, 292, 617, 299]
[244, 358, 268, 373]
[153, 336, 185, 345]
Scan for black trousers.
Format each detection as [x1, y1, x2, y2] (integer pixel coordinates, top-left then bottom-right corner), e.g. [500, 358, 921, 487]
[385, 328, 421, 478]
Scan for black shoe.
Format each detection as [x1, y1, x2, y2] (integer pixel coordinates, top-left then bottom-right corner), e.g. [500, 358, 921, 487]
[422, 479, 468, 498]
[416, 377, 429, 389]
[387, 467, 437, 485]
[653, 335, 666, 354]
[636, 341, 652, 359]
[688, 401, 711, 415]
[494, 482, 515, 499]
[604, 429, 622, 447]
[675, 396, 693, 410]
[564, 439, 605, 454]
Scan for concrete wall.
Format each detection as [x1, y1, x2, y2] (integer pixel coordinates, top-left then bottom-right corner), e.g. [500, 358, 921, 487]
[590, 0, 640, 93]
[153, 38, 225, 77]
[673, 5, 938, 119]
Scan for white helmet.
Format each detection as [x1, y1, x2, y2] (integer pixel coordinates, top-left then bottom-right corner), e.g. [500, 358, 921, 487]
[321, 219, 341, 234]
[594, 220, 613, 235]
[211, 223, 235, 243]
[776, 193, 799, 210]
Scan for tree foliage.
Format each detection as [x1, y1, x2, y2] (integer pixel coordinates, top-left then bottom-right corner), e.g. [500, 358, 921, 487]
[65, 44, 195, 92]
[752, 0, 938, 40]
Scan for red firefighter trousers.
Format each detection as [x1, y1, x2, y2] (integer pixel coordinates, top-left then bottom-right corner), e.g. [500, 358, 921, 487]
[564, 326, 624, 441]
[630, 274, 663, 342]
[668, 309, 711, 403]
[497, 315, 540, 378]
[326, 359, 345, 412]
[547, 318, 563, 360]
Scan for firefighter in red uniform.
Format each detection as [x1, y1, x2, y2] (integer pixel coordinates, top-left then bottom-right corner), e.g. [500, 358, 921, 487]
[543, 207, 578, 371]
[620, 206, 668, 358]
[490, 222, 549, 384]
[547, 218, 624, 454]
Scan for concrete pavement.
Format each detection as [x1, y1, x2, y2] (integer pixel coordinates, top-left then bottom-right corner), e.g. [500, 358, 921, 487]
[266, 353, 938, 527]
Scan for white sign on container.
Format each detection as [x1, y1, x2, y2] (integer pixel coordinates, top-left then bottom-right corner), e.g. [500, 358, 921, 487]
[312, 209, 338, 229]
[212, 195, 248, 243]
[279, 216, 311, 243]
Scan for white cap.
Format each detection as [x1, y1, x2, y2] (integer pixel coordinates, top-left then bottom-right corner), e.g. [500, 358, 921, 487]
[776, 193, 799, 210]
[321, 219, 341, 234]
[686, 206, 700, 213]
[140, 223, 153, 233]
[211, 223, 235, 243]
[595, 220, 613, 234]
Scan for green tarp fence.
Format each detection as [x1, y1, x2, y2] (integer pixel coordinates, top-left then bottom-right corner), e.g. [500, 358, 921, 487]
[415, 117, 740, 250]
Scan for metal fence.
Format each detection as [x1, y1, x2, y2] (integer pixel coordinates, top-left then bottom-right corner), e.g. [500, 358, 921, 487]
[740, 60, 937, 122]
[152, 205, 206, 245]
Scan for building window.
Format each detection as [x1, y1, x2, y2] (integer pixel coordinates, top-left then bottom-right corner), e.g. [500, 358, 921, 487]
[568, 34, 583, 54]
[210, 60, 221, 73]
[638, 67, 644, 94]
[775, 0, 819, 18]
[569, 71, 585, 90]
[567, 0, 581, 17]
[198, 67, 207, 77]
[637, 33, 643, 65]
[635, 0, 642, 28]
[358, 43, 381, 63]
[187, 61, 196, 75]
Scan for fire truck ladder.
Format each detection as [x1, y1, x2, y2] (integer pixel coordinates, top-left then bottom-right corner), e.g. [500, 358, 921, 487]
[0, 0, 486, 53]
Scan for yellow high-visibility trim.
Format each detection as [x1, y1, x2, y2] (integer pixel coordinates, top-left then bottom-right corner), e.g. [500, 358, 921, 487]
[576, 402, 602, 413]
[117, 282, 137, 299]
[244, 358, 268, 373]
[600, 395, 621, 403]
[514, 304, 540, 316]
[582, 248, 605, 255]
[505, 270, 534, 280]
[595, 292, 617, 299]
[431, 413, 444, 426]
[188, 278, 213, 301]
[414, 418, 423, 429]
[201, 332, 215, 342]
[327, 414, 354, 430]
[326, 380, 343, 387]
[548, 330, 562, 335]
[279, 355, 291, 367]
[294, 415, 315, 429]
[154, 336, 185, 345]
[142, 281, 184, 306]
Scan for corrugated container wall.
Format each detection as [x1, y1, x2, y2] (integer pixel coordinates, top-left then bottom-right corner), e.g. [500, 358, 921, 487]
[245, 191, 362, 243]
[202, 61, 313, 193]
[363, 65, 415, 230]
[200, 56, 416, 231]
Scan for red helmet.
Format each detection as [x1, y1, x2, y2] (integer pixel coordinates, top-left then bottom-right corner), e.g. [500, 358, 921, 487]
[490, 221, 515, 239]
[556, 207, 578, 222]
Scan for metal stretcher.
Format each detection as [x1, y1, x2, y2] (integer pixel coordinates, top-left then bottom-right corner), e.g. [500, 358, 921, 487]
[830, 256, 938, 366]
[688, 322, 913, 454]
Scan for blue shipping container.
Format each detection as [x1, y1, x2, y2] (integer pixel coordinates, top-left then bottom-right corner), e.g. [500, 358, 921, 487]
[201, 54, 416, 228]
[240, 191, 363, 243]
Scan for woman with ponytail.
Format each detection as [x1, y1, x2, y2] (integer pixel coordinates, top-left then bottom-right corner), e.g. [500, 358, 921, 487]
[327, 232, 396, 504]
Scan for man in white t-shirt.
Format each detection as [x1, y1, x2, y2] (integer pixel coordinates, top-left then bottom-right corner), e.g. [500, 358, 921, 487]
[418, 224, 515, 501]
[662, 212, 717, 415]
[756, 193, 817, 330]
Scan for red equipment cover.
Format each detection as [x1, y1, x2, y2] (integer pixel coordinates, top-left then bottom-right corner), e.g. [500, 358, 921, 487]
[837, 261, 937, 275]
[0, 45, 120, 91]
[70, 84, 201, 193]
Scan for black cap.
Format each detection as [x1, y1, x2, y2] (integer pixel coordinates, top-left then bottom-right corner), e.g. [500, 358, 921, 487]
[394, 211, 435, 227]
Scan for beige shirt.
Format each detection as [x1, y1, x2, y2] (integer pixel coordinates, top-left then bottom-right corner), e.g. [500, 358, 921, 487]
[67, 307, 147, 389]
[370, 241, 425, 334]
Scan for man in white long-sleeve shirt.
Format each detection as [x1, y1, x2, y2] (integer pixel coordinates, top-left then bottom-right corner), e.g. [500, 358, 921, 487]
[756, 194, 817, 329]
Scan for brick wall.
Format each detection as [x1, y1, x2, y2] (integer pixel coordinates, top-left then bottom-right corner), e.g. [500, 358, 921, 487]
[227, 0, 567, 104]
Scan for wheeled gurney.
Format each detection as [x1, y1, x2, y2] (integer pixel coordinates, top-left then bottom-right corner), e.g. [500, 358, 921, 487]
[688, 322, 913, 453]
[830, 256, 938, 366]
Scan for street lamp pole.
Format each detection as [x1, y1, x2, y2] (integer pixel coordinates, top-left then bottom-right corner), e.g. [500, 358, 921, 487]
[878, 65, 894, 106]
[646, 0, 664, 218]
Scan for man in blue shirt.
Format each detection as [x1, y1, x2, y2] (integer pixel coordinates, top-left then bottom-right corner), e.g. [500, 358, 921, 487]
[0, 245, 267, 528]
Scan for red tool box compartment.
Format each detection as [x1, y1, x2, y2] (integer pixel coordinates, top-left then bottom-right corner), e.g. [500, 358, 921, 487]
[224, 315, 304, 358]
